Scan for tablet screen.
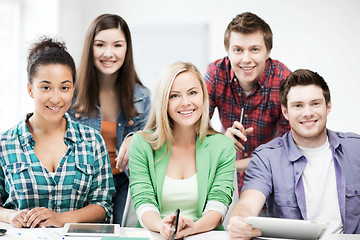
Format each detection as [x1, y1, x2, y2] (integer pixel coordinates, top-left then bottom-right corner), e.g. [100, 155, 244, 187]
[63, 223, 120, 236]
[68, 224, 114, 234]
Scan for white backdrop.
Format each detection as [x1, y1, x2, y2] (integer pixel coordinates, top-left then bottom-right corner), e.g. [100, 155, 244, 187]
[1, 0, 359, 134]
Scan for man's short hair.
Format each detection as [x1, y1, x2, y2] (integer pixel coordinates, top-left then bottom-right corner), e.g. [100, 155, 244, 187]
[280, 69, 331, 108]
[224, 12, 273, 52]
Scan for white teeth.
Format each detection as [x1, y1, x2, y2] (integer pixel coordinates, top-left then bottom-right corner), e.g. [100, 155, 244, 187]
[102, 61, 113, 65]
[179, 110, 193, 114]
[241, 67, 253, 70]
[303, 121, 315, 126]
[48, 106, 60, 110]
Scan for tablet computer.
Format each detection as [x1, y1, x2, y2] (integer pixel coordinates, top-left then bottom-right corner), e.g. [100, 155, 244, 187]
[246, 216, 328, 240]
[63, 223, 120, 237]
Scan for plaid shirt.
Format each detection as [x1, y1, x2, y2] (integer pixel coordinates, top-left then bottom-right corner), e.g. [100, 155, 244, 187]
[0, 113, 115, 222]
[205, 57, 291, 189]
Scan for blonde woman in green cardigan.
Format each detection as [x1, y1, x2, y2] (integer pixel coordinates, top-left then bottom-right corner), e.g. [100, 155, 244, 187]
[129, 61, 236, 239]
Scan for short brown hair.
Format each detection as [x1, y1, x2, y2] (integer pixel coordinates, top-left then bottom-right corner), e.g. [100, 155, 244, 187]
[280, 69, 331, 108]
[224, 12, 273, 52]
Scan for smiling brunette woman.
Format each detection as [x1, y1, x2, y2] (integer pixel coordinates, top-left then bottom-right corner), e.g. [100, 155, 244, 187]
[68, 14, 151, 225]
[129, 62, 236, 239]
[0, 37, 114, 228]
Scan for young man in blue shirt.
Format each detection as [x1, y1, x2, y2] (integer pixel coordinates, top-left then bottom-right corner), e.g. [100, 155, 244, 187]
[228, 69, 360, 239]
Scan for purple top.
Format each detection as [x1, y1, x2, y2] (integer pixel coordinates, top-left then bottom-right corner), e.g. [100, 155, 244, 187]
[243, 129, 360, 234]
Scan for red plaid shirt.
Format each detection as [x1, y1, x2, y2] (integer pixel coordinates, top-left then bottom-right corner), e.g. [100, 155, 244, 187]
[205, 57, 291, 190]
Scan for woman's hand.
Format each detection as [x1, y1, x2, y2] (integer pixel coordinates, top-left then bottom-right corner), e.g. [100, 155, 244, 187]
[24, 207, 64, 228]
[8, 209, 29, 228]
[173, 217, 194, 239]
[115, 136, 132, 172]
[159, 214, 191, 240]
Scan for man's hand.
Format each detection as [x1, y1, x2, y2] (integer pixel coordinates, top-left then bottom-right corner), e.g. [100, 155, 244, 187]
[228, 216, 261, 240]
[225, 121, 254, 152]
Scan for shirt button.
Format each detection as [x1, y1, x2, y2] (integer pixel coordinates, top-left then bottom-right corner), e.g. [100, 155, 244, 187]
[244, 153, 248, 157]
[118, 123, 121, 127]
[296, 171, 299, 175]
[244, 114, 248, 118]
[128, 120, 134, 126]
[286, 200, 291, 206]
[278, 140, 282, 146]
[75, 113, 80, 119]
[355, 190, 358, 195]
[238, 93, 241, 96]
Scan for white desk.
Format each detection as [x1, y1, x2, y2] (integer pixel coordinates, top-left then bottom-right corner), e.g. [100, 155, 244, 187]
[0, 222, 359, 240]
[0, 222, 163, 240]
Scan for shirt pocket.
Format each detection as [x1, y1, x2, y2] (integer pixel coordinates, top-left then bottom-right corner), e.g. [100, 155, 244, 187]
[345, 182, 360, 215]
[5, 163, 34, 201]
[125, 101, 148, 131]
[72, 163, 95, 198]
[273, 193, 300, 218]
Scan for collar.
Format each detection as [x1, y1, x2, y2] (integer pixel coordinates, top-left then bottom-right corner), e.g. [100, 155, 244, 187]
[285, 129, 343, 162]
[17, 113, 77, 148]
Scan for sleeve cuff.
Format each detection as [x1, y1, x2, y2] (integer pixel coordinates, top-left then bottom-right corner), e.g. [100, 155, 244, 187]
[203, 200, 228, 223]
[135, 203, 160, 228]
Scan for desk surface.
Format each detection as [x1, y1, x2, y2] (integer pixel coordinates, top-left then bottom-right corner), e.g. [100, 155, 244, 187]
[0, 222, 359, 240]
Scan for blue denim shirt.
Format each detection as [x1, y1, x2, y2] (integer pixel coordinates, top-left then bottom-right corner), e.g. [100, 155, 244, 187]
[243, 129, 360, 234]
[68, 84, 151, 153]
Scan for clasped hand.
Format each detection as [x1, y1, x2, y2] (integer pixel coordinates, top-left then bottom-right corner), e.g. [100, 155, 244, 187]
[160, 214, 194, 240]
[9, 207, 63, 228]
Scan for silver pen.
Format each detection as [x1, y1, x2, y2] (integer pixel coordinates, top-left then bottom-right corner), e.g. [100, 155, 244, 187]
[240, 108, 244, 124]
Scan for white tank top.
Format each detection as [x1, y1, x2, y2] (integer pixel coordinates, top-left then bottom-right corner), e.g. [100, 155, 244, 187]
[161, 173, 199, 220]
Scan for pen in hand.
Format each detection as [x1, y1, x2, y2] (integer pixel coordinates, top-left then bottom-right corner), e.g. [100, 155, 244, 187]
[239, 107, 244, 125]
[234, 108, 245, 142]
[169, 208, 180, 240]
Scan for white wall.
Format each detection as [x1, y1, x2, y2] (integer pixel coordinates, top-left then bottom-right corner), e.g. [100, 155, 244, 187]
[1, 0, 360, 134]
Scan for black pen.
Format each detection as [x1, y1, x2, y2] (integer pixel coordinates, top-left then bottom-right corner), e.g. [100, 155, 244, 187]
[170, 208, 180, 240]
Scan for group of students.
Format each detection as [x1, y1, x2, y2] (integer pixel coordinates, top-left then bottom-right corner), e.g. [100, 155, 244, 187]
[0, 10, 359, 240]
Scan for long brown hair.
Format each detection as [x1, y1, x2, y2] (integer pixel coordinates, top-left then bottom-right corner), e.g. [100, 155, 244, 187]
[72, 14, 143, 118]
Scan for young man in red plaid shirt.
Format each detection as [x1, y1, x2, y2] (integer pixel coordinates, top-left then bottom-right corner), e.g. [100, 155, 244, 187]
[205, 12, 291, 192]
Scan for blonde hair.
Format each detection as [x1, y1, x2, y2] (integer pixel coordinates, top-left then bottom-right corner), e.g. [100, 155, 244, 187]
[141, 61, 216, 152]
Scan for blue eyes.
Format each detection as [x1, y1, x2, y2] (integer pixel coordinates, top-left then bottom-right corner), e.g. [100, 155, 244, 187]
[169, 91, 197, 99]
[234, 48, 260, 53]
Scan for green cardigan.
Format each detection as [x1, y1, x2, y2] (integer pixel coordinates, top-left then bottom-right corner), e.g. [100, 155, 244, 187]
[128, 132, 236, 224]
